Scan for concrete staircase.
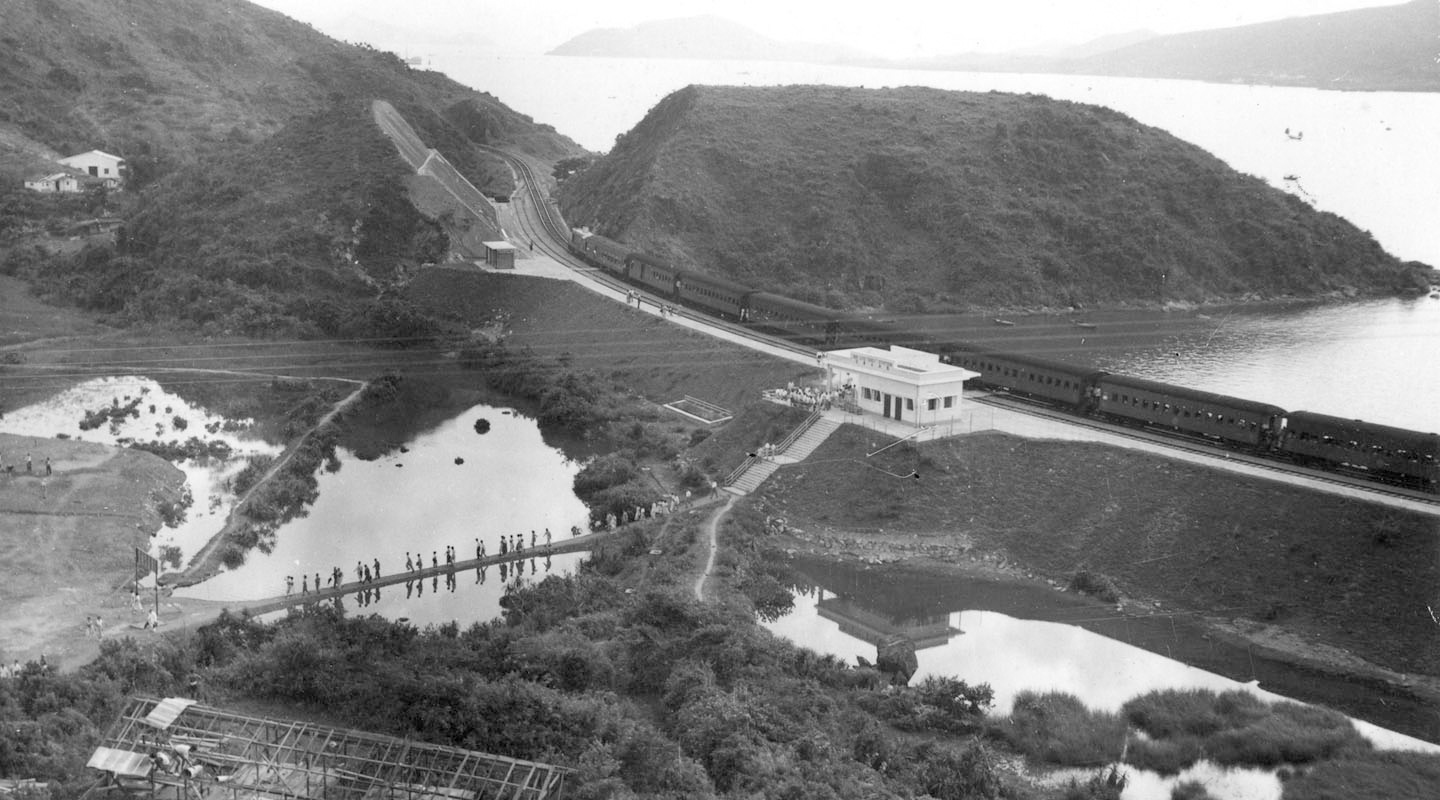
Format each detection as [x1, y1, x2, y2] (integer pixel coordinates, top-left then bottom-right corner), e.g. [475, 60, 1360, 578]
[724, 416, 841, 496]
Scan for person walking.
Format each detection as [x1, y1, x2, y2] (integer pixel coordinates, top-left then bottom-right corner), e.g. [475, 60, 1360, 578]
[44, 457, 52, 476]
[373, 558, 380, 579]
[406, 552, 414, 572]
[302, 575, 309, 595]
[25, 453, 32, 474]
[285, 575, 294, 596]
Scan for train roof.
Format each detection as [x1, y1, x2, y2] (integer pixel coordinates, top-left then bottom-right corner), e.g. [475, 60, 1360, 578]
[746, 291, 848, 317]
[1285, 410, 1439, 450]
[954, 347, 1108, 379]
[679, 270, 755, 294]
[625, 252, 672, 268]
[1098, 373, 1286, 415]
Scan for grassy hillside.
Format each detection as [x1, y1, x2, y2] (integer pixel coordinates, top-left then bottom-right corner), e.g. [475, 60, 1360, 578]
[0, 0, 585, 338]
[557, 85, 1429, 313]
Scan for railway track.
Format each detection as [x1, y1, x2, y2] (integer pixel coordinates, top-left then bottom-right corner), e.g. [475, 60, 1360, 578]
[486, 145, 817, 362]
[975, 392, 1440, 508]
[486, 146, 1439, 508]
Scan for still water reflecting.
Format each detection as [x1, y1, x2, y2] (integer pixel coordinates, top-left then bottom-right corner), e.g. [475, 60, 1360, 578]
[176, 403, 591, 606]
[765, 559, 1440, 753]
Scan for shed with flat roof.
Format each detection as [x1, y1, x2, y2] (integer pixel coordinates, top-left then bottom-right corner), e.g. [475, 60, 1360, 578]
[482, 241, 515, 269]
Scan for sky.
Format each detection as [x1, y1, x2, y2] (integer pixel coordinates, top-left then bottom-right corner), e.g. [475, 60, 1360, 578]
[251, 0, 1408, 58]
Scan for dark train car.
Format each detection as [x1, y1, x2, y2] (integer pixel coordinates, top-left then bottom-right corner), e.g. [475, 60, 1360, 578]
[625, 253, 683, 296]
[1095, 374, 1285, 447]
[676, 270, 753, 319]
[943, 347, 1104, 409]
[569, 229, 629, 275]
[1279, 411, 1440, 488]
[745, 292, 854, 345]
[831, 315, 915, 349]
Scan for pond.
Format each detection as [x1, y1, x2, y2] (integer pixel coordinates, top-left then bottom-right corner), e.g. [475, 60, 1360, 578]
[0, 376, 282, 564]
[5, 377, 598, 630]
[174, 400, 594, 629]
[765, 557, 1439, 798]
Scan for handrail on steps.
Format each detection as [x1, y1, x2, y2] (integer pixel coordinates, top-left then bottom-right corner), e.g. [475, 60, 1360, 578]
[723, 409, 824, 487]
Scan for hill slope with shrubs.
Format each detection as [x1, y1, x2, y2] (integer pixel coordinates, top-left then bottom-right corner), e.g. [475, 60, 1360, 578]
[557, 85, 1428, 313]
[0, 0, 584, 338]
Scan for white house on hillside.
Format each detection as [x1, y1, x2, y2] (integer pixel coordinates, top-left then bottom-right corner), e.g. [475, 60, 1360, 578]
[57, 150, 125, 183]
[23, 173, 82, 193]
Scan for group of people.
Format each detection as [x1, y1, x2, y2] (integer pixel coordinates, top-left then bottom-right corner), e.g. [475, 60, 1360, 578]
[622, 289, 679, 318]
[777, 384, 835, 412]
[0, 450, 52, 476]
[0, 657, 37, 679]
[283, 529, 573, 600]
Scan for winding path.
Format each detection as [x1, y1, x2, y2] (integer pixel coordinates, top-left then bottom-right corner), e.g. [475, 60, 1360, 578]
[693, 494, 737, 601]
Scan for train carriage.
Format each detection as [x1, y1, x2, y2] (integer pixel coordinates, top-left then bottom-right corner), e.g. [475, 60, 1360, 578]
[569, 229, 629, 275]
[625, 253, 683, 296]
[745, 292, 854, 346]
[943, 347, 1104, 409]
[675, 270, 753, 319]
[1279, 411, 1440, 487]
[1094, 374, 1285, 447]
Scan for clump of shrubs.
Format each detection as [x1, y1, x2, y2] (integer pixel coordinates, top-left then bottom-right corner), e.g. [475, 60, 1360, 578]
[1069, 567, 1121, 604]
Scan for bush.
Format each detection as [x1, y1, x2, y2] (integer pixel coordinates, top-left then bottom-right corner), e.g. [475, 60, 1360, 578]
[1122, 689, 1369, 773]
[990, 691, 1128, 767]
[1069, 568, 1121, 603]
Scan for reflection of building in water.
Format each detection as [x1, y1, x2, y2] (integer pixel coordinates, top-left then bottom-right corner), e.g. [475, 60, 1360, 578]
[813, 587, 959, 652]
[86, 696, 570, 800]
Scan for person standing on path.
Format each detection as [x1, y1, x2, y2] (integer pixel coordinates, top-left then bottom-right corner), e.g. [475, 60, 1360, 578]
[302, 575, 309, 595]
[285, 575, 294, 596]
[25, 453, 32, 474]
[373, 558, 380, 579]
[44, 457, 52, 476]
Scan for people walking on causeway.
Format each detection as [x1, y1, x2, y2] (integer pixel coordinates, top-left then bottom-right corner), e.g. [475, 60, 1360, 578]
[531, 530, 537, 548]
[544, 528, 551, 546]
[286, 575, 294, 596]
[302, 575, 309, 595]
[432, 551, 438, 569]
[373, 558, 380, 579]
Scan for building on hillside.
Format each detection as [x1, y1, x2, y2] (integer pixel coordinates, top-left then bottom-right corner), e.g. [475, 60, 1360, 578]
[823, 345, 979, 426]
[57, 149, 126, 183]
[482, 240, 516, 269]
[23, 172, 82, 193]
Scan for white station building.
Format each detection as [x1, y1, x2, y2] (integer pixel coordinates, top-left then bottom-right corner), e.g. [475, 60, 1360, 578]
[823, 345, 979, 426]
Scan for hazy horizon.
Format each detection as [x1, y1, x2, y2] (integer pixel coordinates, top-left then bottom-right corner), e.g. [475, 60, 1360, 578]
[251, 0, 1411, 59]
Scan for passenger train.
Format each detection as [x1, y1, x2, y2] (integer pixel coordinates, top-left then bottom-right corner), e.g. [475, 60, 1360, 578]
[569, 228, 1439, 493]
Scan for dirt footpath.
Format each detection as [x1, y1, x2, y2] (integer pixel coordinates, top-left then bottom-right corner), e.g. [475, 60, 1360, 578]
[0, 433, 186, 669]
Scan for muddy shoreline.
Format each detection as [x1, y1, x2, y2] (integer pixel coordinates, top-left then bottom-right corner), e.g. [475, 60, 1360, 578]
[771, 527, 1440, 745]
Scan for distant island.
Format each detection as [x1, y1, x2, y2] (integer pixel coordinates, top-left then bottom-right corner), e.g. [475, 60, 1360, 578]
[549, 1, 1440, 92]
[548, 15, 868, 64]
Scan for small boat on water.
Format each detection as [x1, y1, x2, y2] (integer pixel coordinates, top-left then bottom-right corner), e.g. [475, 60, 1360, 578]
[1283, 174, 1299, 181]
[993, 318, 1015, 326]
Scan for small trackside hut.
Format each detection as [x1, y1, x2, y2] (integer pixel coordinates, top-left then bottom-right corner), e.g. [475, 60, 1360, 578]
[824, 345, 978, 426]
[481, 240, 515, 269]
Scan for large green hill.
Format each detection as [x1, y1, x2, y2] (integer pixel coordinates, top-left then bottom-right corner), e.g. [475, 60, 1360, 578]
[0, 0, 583, 337]
[557, 85, 1429, 313]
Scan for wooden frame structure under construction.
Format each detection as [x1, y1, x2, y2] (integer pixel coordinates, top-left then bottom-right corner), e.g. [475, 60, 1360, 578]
[85, 697, 570, 800]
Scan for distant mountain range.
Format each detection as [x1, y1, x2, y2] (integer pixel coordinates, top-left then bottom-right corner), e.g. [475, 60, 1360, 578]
[549, 15, 868, 64]
[549, 1, 1440, 91]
